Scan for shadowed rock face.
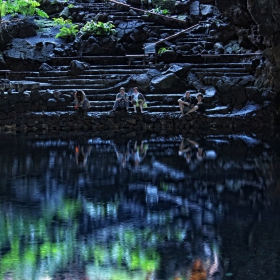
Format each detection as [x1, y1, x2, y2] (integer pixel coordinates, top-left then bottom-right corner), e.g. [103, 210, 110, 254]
[216, 0, 280, 36]
[247, 0, 280, 36]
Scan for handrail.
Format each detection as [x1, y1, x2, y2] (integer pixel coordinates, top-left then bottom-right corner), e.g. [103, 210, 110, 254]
[144, 21, 211, 49]
[108, 0, 186, 23]
[153, 23, 199, 46]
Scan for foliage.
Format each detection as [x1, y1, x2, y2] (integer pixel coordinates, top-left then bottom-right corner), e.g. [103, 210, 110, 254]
[148, 6, 170, 16]
[68, 3, 74, 8]
[53, 17, 72, 26]
[55, 23, 79, 39]
[1, 0, 48, 20]
[53, 17, 79, 40]
[0, 0, 7, 20]
[157, 47, 170, 55]
[81, 20, 116, 37]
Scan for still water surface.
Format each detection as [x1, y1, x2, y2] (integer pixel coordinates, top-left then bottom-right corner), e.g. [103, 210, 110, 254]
[0, 133, 279, 280]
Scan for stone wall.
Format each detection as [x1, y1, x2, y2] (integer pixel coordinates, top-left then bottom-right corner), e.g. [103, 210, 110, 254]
[0, 109, 273, 137]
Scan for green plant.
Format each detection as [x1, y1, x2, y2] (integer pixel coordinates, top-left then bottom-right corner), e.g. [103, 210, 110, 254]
[68, 4, 74, 8]
[55, 23, 79, 39]
[81, 20, 116, 37]
[149, 6, 170, 16]
[53, 17, 72, 26]
[10, 0, 48, 18]
[0, 0, 48, 21]
[157, 47, 170, 55]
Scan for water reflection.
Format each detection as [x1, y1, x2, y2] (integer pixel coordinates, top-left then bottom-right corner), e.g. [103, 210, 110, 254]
[0, 134, 279, 280]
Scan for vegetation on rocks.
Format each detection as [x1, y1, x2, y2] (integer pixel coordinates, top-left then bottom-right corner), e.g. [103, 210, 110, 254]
[147, 7, 170, 16]
[53, 17, 79, 40]
[157, 47, 170, 55]
[81, 20, 116, 37]
[0, 0, 48, 21]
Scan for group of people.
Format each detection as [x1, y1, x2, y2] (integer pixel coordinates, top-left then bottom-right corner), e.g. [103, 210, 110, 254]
[112, 86, 147, 113]
[73, 87, 205, 116]
[178, 90, 205, 117]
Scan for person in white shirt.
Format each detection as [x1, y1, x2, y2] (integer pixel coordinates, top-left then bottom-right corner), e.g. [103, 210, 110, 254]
[131, 87, 146, 113]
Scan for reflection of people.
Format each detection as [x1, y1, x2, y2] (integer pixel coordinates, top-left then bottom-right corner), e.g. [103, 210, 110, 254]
[113, 139, 131, 168]
[178, 91, 194, 116]
[113, 87, 129, 112]
[187, 93, 205, 114]
[132, 140, 149, 167]
[131, 87, 147, 113]
[74, 90, 91, 113]
[75, 145, 92, 167]
[179, 138, 206, 163]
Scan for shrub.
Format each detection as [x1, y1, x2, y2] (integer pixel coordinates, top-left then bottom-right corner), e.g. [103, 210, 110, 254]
[55, 23, 79, 39]
[147, 7, 170, 16]
[53, 17, 72, 26]
[81, 20, 116, 37]
[157, 47, 170, 55]
[0, 0, 48, 20]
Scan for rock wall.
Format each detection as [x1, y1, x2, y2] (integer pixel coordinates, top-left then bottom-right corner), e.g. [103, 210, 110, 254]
[0, 109, 273, 137]
[215, 0, 280, 120]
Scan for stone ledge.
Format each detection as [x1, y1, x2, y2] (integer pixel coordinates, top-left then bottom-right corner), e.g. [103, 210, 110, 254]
[0, 109, 273, 136]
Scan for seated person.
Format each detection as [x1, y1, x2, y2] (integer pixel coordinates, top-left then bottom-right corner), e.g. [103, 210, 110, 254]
[131, 87, 146, 113]
[187, 92, 205, 114]
[178, 90, 195, 116]
[74, 90, 91, 112]
[113, 87, 129, 112]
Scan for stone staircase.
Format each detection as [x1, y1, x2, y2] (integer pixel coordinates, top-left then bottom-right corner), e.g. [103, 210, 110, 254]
[18, 60, 255, 114]
[6, 0, 262, 117]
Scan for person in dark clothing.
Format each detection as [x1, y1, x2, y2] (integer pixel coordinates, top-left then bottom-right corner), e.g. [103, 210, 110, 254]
[187, 93, 205, 114]
[112, 87, 129, 112]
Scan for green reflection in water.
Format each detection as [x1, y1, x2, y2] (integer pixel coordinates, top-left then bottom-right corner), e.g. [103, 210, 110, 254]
[0, 198, 161, 279]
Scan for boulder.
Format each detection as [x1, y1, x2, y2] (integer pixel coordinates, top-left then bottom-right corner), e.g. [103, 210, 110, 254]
[95, 13, 108, 22]
[130, 73, 151, 92]
[200, 4, 221, 17]
[41, 91, 51, 102]
[151, 73, 186, 92]
[47, 98, 57, 107]
[61, 94, 73, 103]
[214, 42, 224, 54]
[30, 90, 41, 102]
[190, 1, 200, 16]
[69, 60, 90, 76]
[39, 63, 54, 72]
[236, 28, 255, 49]
[159, 50, 178, 63]
[59, 7, 70, 18]
[4, 39, 55, 62]
[162, 64, 191, 79]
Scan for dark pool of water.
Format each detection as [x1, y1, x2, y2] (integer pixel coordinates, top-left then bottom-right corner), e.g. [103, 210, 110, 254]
[0, 133, 280, 280]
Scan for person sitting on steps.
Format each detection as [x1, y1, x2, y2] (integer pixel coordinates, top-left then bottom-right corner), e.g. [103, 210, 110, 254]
[186, 92, 205, 114]
[178, 90, 195, 117]
[113, 87, 129, 112]
[131, 87, 147, 113]
[74, 90, 91, 113]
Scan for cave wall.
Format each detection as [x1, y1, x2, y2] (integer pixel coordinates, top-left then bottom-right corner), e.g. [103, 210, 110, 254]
[215, 0, 280, 115]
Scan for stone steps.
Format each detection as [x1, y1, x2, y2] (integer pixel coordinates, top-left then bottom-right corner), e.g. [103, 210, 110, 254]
[49, 56, 128, 66]
[25, 76, 128, 83]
